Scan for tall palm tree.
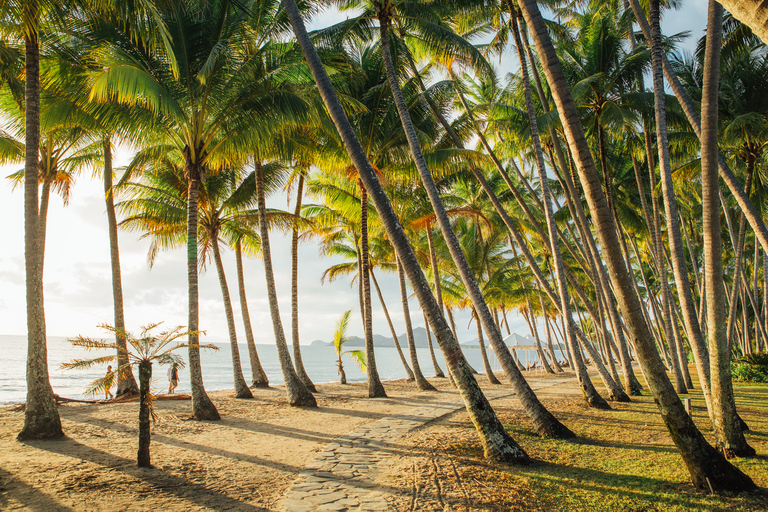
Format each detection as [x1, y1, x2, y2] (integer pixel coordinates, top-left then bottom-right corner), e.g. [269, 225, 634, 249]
[285, 0, 530, 461]
[699, 0, 755, 459]
[519, 0, 755, 491]
[120, 161, 271, 399]
[89, 0, 310, 418]
[15, 0, 63, 440]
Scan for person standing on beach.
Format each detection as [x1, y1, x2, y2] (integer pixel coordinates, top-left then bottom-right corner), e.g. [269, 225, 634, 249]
[105, 365, 114, 399]
[168, 363, 179, 394]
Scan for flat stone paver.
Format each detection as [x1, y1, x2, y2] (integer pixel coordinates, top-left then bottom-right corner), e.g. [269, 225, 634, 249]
[281, 379, 575, 511]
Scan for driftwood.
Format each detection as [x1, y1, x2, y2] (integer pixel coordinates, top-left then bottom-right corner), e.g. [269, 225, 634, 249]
[12, 393, 192, 410]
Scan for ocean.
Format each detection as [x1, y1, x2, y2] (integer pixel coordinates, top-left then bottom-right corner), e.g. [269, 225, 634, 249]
[0, 334, 534, 404]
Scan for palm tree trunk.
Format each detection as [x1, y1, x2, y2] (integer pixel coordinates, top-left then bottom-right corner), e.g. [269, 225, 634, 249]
[291, 174, 317, 392]
[234, 240, 269, 387]
[360, 183, 386, 398]
[450, 63, 611, 407]
[423, 311, 446, 378]
[103, 137, 139, 396]
[287, 0, 526, 460]
[19, 18, 63, 441]
[379, 7, 576, 436]
[255, 159, 316, 407]
[185, 163, 220, 421]
[520, 0, 755, 490]
[371, 268, 414, 380]
[397, 257, 435, 391]
[510, 6, 626, 402]
[425, 227, 446, 378]
[700, 0, 755, 459]
[211, 237, 253, 399]
[651, 0, 712, 400]
[726, 164, 754, 343]
[472, 309, 501, 384]
[137, 361, 152, 467]
[37, 179, 51, 274]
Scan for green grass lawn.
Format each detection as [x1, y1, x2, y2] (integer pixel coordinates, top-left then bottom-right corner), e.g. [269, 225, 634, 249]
[442, 378, 768, 511]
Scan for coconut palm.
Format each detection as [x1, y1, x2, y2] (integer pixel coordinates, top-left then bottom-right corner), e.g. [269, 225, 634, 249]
[285, 0, 530, 462]
[519, 0, 755, 491]
[119, 160, 289, 399]
[332, 309, 366, 384]
[88, 0, 314, 418]
[62, 323, 217, 467]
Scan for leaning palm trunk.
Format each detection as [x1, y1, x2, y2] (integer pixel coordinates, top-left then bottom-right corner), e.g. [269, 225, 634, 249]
[450, 66, 614, 407]
[235, 241, 269, 387]
[360, 183, 386, 398]
[137, 361, 152, 467]
[397, 257, 435, 391]
[291, 175, 317, 392]
[520, 0, 755, 491]
[211, 237, 253, 399]
[472, 309, 501, 384]
[378, 9, 576, 436]
[699, 0, 755, 459]
[371, 269, 414, 380]
[425, 228, 446, 377]
[255, 160, 316, 407]
[19, 19, 63, 441]
[286, 0, 527, 460]
[424, 318, 446, 378]
[103, 137, 138, 396]
[512, 6, 628, 401]
[185, 164, 220, 421]
[650, 0, 708, 398]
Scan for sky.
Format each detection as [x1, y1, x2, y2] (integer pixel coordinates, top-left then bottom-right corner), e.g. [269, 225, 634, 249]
[0, 1, 709, 345]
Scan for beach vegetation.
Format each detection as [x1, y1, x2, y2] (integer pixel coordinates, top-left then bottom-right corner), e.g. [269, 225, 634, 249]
[332, 309, 366, 384]
[62, 323, 217, 467]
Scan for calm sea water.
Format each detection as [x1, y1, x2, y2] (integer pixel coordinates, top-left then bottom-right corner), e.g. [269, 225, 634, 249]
[0, 335, 532, 404]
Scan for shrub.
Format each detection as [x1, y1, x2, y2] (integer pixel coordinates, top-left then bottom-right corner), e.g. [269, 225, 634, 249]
[732, 353, 768, 383]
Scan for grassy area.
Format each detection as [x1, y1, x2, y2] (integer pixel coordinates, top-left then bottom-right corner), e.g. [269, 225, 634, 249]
[385, 376, 768, 511]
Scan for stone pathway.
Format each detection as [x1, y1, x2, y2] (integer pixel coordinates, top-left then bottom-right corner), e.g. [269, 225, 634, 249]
[280, 379, 574, 512]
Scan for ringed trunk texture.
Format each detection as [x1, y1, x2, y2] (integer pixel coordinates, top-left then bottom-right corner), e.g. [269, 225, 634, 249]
[211, 238, 253, 399]
[520, 0, 755, 490]
[397, 258, 436, 391]
[700, 0, 755, 459]
[255, 160, 316, 407]
[137, 361, 152, 467]
[19, 24, 63, 441]
[235, 241, 269, 387]
[286, 0, 528, 460]
[103, 137, 138, 396]
[291, 175, 317, 392]
[473, 309, 501, 385]
[360, 184, 386, 398]
[185, 166, 219, 421]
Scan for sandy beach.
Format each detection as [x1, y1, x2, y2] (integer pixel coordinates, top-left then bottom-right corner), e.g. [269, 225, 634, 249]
[0, 374, 572, 511]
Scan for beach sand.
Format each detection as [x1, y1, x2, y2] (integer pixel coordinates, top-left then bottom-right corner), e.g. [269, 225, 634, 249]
[0, 373, 576, 511]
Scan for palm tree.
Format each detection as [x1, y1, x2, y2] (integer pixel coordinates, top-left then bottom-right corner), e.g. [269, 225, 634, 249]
[89, 0, 312, 419]
[15, 0, 61, 439]
[519, 0, 755, 491]
[332, 309, 366, 384]
[285, 0, 530, 462]
[254, 156, 316, 407]
[63, 323, 216, 467]
[699, 0, 755, 459]
[120, 161, 270, 399]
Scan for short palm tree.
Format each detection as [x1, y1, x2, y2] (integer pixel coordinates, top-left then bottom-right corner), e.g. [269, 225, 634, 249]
[332, 309, 366, 384]
[62, 323, 217, 467]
